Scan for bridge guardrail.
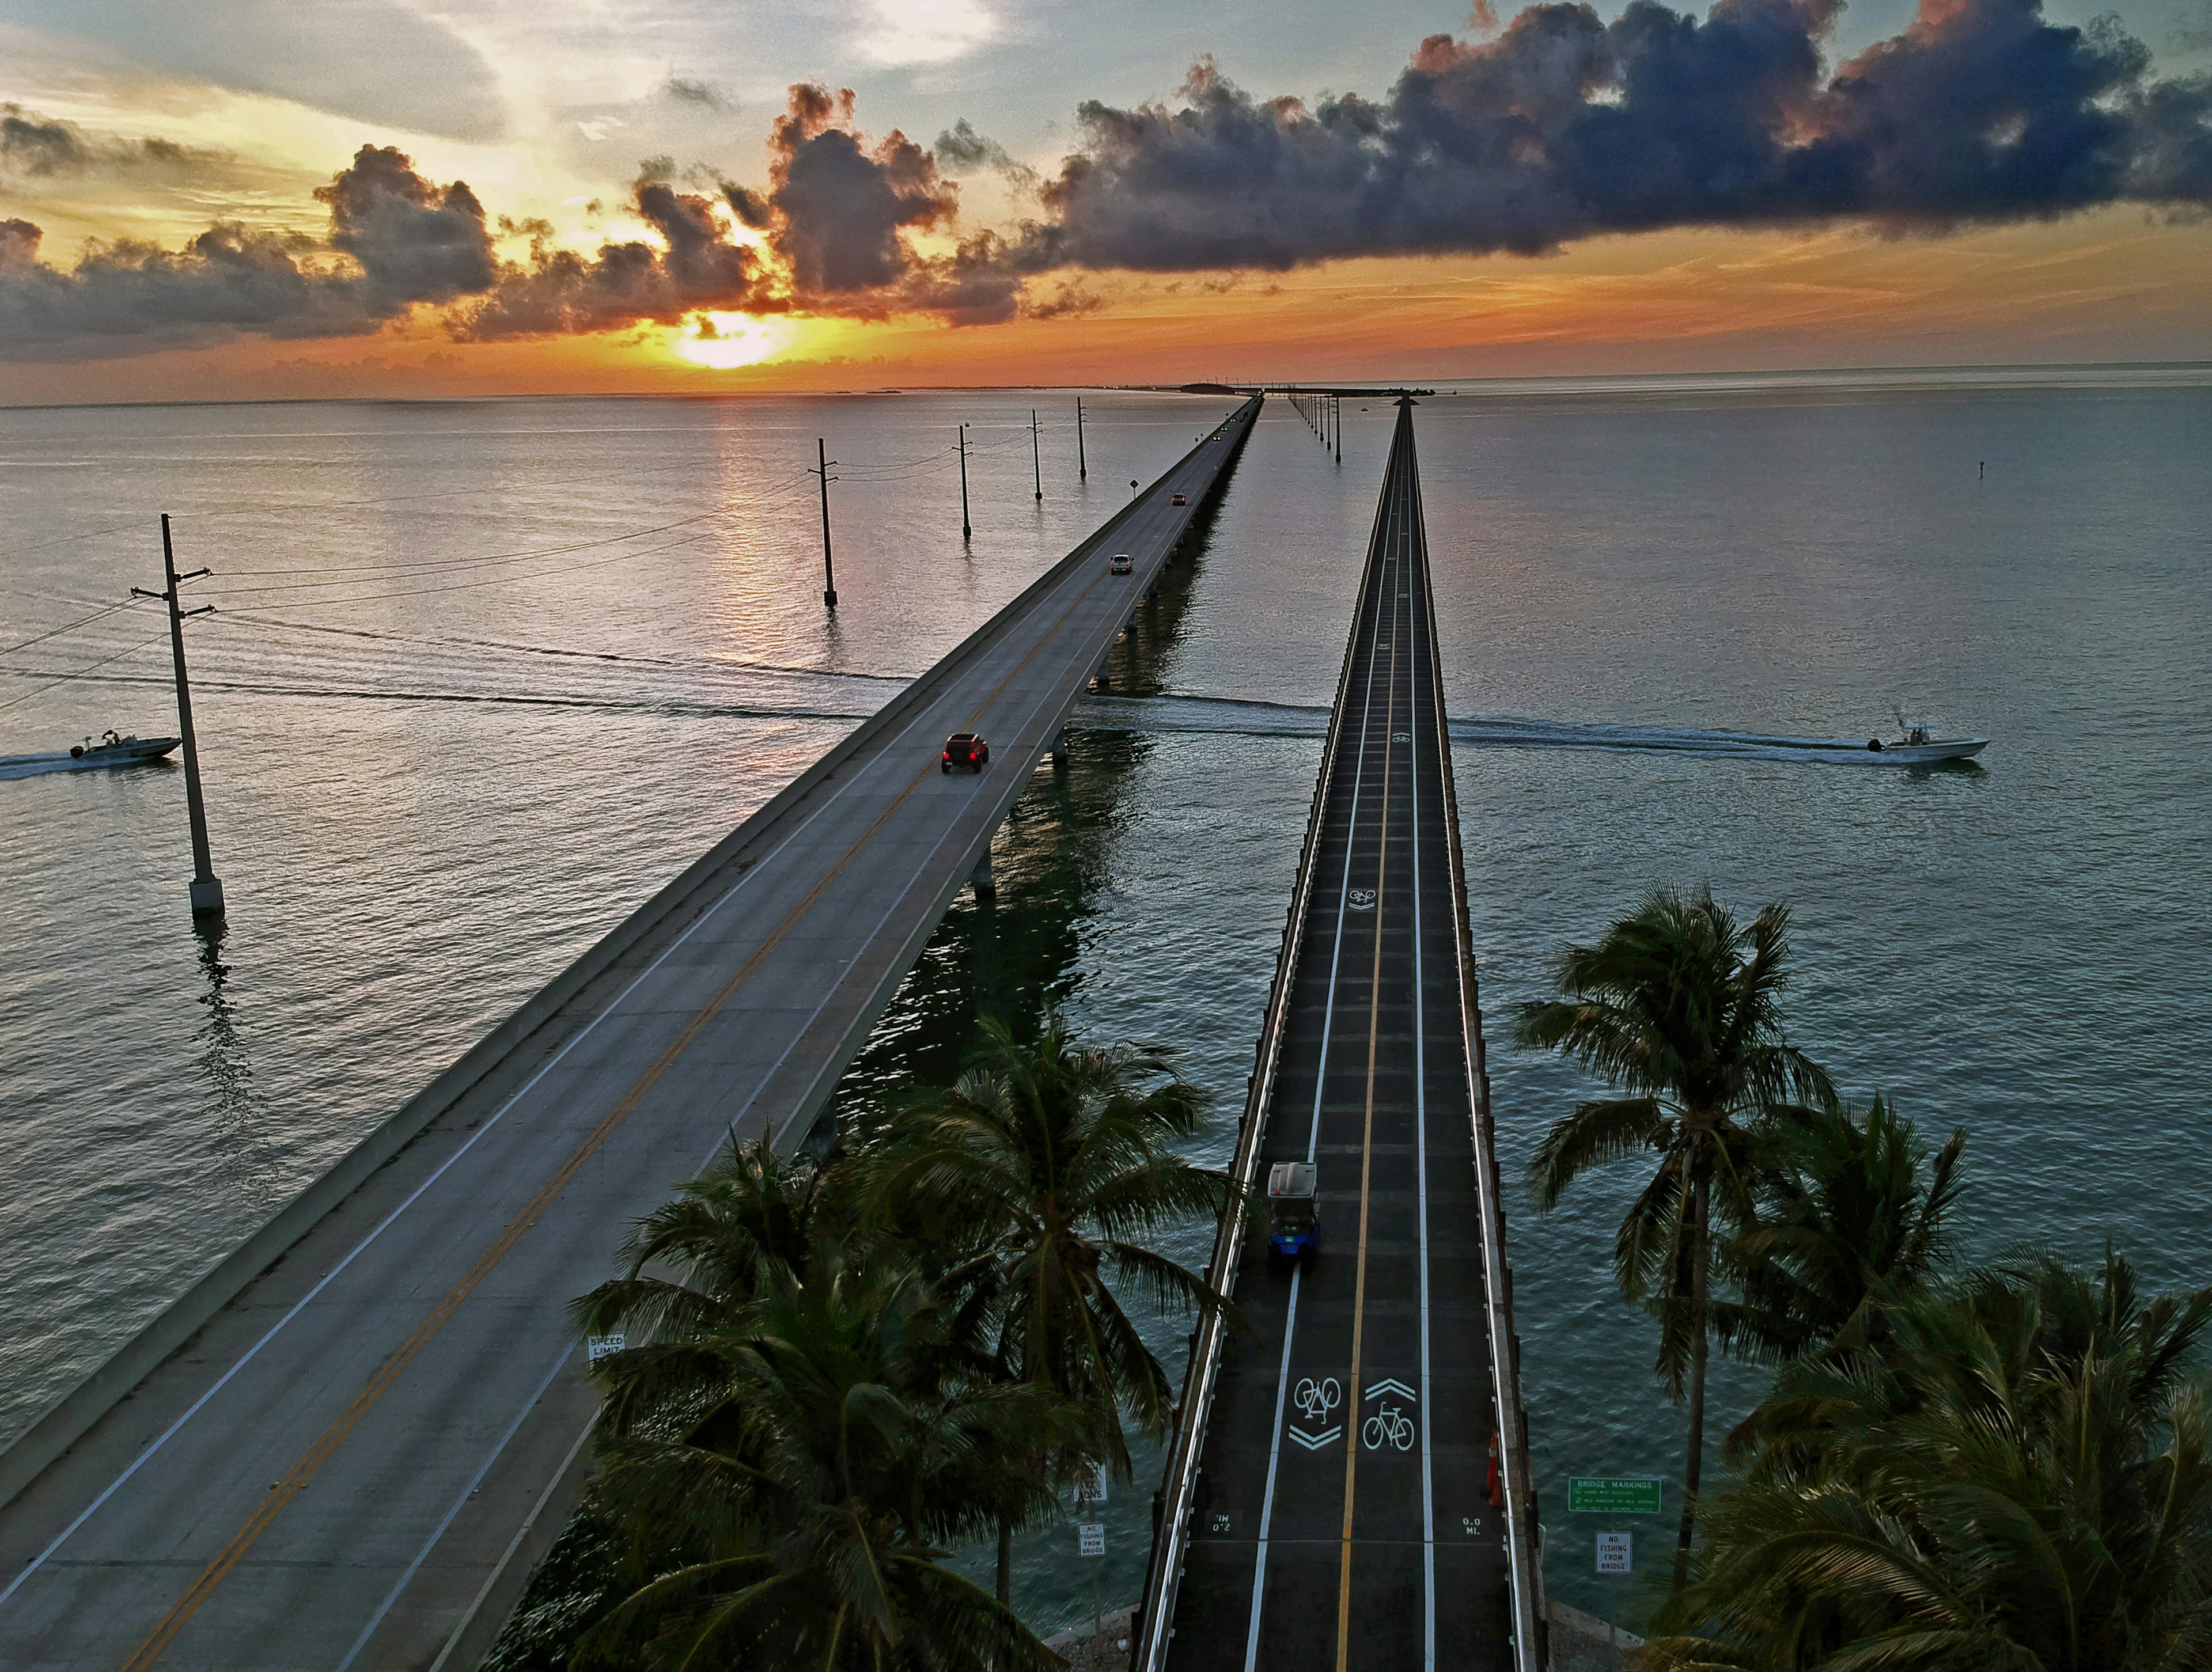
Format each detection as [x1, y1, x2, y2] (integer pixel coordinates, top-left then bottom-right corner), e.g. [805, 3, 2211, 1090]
[1404, 431, 1546, 1671]
[0, 397, 1262, 1520]
[1132, 406, 1406, 1671]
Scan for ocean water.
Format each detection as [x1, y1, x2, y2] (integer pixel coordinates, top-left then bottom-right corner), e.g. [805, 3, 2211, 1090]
[3, 371, 2209, 1632]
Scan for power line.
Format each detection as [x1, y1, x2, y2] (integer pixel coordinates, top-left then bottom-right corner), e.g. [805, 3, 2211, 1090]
[0, 628, 169, 712]
[217, 611, 913, 684]
[0, 598, 136, 659]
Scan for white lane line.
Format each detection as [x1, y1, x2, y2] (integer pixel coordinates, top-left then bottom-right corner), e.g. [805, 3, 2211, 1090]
[333, 1349, 573, 1671]
[423, 1412, 598, 1672]
[1405, 476, 1437, 1672]
[0, 451, 1225, 1615]
[724, 533, 1142, 1145]
[1242, 437, 1400, 1672]
[309, 443, 1226, 1650]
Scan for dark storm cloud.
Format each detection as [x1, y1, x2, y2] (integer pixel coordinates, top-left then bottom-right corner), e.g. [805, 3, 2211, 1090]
[1005, 0, 2212, 277]
[0, 143, 769, 358]
[450, 177, 765, 340]
[0, 219, 377, 360]
[663, 77, 733, 110]
[316, 145, 497, 308]
[767, 83, 956, 297]
[0, 104, 234, 180]
[0, 147, 505, 359]
[0, 107, 81, 176]
[933, 117, 1015, 175]
[6, 0, 2206, 359]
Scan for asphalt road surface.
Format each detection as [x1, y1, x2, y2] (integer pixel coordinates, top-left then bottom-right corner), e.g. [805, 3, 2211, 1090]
[0, 399, 1260, 1671]
[1153, 399, 1528, 1671]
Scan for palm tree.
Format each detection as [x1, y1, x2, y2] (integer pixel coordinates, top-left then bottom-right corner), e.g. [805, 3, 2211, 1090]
[1720, 1095, 1967, 1367]
[571, 1133, 834, 1428]
[1512, 885, 1834, 1584]
[1652, 1252, 2212, 1671]
[578, 1245, 1073, 1671]
[869, 1011, 1237, 1602]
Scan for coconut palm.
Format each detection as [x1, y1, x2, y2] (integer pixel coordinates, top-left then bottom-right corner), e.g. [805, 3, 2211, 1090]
[870, 1010, 1236, 1601]
[577, 1246, 1072, 1671]
[570, 1134, 834, 1430]
[1652, 1252, 2212, 1671]
[1721, 1095, 1967, 1368]
[1512, 886, 1834, 1584]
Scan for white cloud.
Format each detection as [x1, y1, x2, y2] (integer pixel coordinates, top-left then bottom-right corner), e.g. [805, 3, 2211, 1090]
[855, 0, 1000, 66]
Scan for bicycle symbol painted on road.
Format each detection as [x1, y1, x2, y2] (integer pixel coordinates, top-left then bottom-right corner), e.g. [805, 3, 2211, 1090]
[1289, 1376, 1343, 1451]
[1362, 1377, 1419, 1452]
[1363, 1404, 1416, 1450]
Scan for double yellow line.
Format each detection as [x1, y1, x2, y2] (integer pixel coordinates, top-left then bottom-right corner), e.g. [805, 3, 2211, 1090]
[121, 536, 1134, 1667]
[1333, 457, 1408, 1672]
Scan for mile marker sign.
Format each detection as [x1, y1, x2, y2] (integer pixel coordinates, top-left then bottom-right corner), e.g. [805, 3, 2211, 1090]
[1568, 1477, 1663, 1515]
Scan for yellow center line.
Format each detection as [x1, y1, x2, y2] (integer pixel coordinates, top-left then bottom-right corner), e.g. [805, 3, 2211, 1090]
[114, 476, 1181, 1668]
[1335, 461, 1404, 1672]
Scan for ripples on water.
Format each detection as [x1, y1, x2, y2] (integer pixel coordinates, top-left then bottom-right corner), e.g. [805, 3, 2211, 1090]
[3, 376, 2209, 1629]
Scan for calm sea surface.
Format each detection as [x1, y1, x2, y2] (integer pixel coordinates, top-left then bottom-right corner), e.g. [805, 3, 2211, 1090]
[3, 371, 2209, 1630]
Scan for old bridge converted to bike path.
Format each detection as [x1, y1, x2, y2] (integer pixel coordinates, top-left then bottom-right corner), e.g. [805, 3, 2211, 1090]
[1134, 397, 1543, 1672]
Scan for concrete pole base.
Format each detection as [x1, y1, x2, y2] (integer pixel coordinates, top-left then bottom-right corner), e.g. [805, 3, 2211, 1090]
[189, 876, 226, 916]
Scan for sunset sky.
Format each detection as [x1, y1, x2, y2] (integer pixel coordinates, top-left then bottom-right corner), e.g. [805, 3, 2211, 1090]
[1, 0, 2208, 403]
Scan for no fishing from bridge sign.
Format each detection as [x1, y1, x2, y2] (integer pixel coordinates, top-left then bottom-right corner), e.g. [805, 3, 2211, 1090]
[1568, 1477, 1664, 1515]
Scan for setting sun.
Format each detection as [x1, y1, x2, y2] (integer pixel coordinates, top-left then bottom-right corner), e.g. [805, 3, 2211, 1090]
[673, 313, 798, 370]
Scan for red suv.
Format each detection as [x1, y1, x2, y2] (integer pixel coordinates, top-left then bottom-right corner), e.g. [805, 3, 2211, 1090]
[942, 733, 989, 773]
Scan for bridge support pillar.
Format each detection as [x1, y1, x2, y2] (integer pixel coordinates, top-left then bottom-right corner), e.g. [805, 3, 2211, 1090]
[1050, 730, 1070, 768]
[971, 843, 997, 899]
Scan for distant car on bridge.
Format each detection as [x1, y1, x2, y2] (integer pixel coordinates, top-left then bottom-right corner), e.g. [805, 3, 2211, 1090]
[942, 733, 989, 773]
[1171, 492, 1188, 505]
[1109, 552, 1134, 575]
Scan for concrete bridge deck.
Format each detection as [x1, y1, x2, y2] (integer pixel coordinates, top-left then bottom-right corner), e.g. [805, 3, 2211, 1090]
[0, 396, 1261, 1670]
[1135, 399, 1542, 1671]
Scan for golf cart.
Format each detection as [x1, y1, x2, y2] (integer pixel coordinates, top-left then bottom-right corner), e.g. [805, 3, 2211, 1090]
[1266, 1161, 1319, 1273]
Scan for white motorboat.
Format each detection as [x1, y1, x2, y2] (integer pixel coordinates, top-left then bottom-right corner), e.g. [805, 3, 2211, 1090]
[1851, 721, 1987, 764]
[65, 729, 181, 767]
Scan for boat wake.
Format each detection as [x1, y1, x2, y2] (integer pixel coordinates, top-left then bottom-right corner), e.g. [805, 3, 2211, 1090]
[0, 752, 163, 781]
[1073, 695, 1983, 765]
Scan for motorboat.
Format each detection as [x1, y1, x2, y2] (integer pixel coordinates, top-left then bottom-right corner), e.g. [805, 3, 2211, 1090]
[1854, 721, 1987, 764]
[66, 729, 181, 767]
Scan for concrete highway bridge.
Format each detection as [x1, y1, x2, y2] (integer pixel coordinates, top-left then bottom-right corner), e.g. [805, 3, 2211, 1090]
[0, 390, 1542, 1671]
[0, 397, 1262, 1670]
[1133, 399, 1543, 1672]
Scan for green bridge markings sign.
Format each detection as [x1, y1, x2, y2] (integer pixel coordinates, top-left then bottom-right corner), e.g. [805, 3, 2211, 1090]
[1567, 1477, 1665, 1515]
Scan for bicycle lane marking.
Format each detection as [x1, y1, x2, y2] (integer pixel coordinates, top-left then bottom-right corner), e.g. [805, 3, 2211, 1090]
[1241, 419, 1403, 1672]
[1335, 424, 1407, 1672]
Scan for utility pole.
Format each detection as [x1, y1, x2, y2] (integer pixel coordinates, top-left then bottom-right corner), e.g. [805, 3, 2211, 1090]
[1031, 410, 1043, 502]
[1335, 394, 1342, 463]
[132, 514, 223, 917]
[812, 438, 838, 609]
[957, 423, 972, 540]
[1076, 397, 1087, 480]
